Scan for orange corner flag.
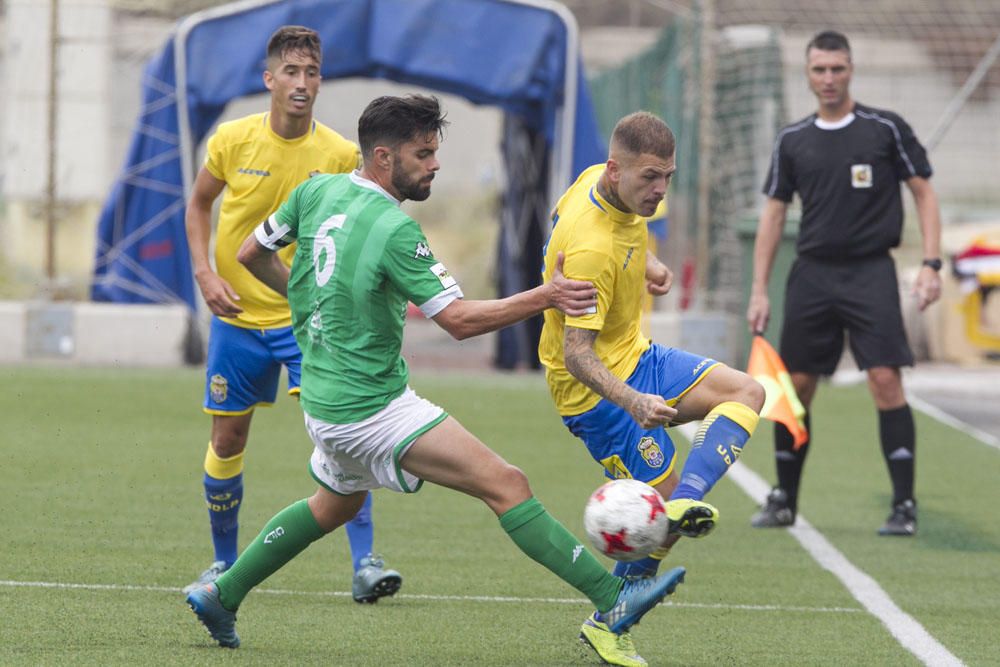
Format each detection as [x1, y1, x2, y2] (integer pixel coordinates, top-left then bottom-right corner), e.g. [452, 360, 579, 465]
[746, 336, 808, 449]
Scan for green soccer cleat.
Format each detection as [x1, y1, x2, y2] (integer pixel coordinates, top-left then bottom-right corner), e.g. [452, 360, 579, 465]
[603, 566, 686, 635]
[182, 560, 228, 595]
[579, 612, 647, 666]
[186, 583, 240, 648]
[666, 498, 719, 538]
[352, 553, 402, 604]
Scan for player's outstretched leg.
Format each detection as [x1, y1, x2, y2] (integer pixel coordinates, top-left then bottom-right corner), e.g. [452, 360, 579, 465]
[352, 553, 403, 603]
[186, 583, 239, 648]
[669, 401, 759, 527]
[602, 566, 686, 634]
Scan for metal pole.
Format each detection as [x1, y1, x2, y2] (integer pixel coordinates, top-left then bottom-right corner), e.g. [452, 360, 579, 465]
[45, 0, 59, 284]
[695, 0, 716, 303]
[926, 32, 1000, 152]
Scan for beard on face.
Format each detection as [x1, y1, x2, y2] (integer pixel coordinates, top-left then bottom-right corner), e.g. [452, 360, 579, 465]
[391, 165, 433, 202]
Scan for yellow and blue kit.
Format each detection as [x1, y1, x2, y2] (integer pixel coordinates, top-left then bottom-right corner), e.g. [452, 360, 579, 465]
[539, 164, 732, 485]
[201, 112, 360, 414]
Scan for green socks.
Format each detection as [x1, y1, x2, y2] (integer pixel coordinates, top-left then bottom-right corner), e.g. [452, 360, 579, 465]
[216, 499, 325, 610]
[500, 497, 622, 612]
[213, 496, 622, 614]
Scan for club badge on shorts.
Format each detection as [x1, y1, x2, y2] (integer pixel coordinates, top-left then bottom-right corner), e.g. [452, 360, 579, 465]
[851, 164, 873, 188]
[638, 436, 665, 468]
[210, 374, 229, 403]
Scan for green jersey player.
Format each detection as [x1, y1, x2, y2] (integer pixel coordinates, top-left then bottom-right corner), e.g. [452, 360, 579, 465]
[185, 94, 687, 655]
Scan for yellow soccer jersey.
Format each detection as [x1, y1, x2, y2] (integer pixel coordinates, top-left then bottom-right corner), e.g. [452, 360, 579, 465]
[205, 113, 361, 328]
[539, 164, 656, 416]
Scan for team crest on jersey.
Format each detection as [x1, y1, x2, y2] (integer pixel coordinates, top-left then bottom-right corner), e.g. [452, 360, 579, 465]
[209, 374, 228, 403]
[430, 262, 457, 289]
[414, 242, 432, 259]
[637, 436, 665, 468]
[851, 164, 873, 188]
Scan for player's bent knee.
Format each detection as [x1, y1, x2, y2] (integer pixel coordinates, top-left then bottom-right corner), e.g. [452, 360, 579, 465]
[481, 464, 532, 515]
[210, 438, 248, 459]
[211, 417, 252, 458]
[745, 377, 766, 413]
[308, 488, 362, 533]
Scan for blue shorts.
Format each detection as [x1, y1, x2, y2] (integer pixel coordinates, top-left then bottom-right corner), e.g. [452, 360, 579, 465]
[562, 344, 719, 486]
[203, 317, 301, 415]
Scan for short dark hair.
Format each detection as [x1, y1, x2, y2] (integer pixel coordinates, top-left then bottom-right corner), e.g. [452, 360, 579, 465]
[807, 30, 851, 56]
[266, 25, 321, 66]
[357, 95, 449, 160]
[610, 111, 675, 159]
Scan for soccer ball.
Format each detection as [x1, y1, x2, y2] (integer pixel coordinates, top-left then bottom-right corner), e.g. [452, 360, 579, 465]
[583, 479, 668, 562]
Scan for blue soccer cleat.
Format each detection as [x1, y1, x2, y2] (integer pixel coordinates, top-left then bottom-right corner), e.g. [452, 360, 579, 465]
[182, 560, 228, 595]
[603, 566, 686, 635]
[352, 553, 402, 604]
[186, 583, 240, 648]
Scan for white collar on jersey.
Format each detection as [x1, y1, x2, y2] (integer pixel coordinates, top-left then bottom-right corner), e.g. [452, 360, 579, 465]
[814, 112, 856, 130]
[349, 170, 401, 207]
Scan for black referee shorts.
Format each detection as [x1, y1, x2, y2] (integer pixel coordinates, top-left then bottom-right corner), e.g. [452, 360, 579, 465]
[779, 254, 913, 375]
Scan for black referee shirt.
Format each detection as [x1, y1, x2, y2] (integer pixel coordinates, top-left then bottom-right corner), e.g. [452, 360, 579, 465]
[762, 102, 933, 260]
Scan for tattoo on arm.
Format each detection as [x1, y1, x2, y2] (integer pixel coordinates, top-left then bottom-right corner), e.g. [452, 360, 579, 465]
[564, 327, 638, 412]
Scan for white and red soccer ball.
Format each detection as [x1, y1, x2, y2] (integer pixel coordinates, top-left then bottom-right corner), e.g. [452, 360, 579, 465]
[583, 479, 669, 562]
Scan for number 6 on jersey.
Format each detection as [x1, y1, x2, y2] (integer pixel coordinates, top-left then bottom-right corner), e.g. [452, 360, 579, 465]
[313, 214, 346, 286]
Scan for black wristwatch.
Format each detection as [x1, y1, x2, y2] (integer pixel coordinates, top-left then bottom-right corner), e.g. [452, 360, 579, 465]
[922, 258, 943, 271]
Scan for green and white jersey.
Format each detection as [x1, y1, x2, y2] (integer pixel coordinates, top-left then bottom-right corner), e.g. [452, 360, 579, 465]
[255, 171, 463, 423]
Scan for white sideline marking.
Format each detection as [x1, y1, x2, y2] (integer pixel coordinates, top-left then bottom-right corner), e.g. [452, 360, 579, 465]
[907, 393, 1000, 452]
[676, 423, 964, 667]
[0, 579, 858, 615]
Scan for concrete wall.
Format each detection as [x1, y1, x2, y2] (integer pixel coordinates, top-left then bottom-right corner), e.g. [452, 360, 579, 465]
[0, 301, 190, 366]
[4, 0, 112, 200]
[2, 0, 112, 294]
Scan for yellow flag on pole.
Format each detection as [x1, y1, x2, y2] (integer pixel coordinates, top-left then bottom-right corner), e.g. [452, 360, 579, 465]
[746, 335, 808, 449]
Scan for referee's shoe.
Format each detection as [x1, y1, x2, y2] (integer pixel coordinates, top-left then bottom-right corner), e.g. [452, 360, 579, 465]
[750, 487, 795, 528]
[878, 499, 917, 536]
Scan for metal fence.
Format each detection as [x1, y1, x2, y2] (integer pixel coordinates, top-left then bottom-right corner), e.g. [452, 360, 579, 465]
[589, 1, 1000, 314]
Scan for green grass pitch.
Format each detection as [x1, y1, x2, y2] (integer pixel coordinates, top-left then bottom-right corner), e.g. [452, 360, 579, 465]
[1, 366, 998, 665]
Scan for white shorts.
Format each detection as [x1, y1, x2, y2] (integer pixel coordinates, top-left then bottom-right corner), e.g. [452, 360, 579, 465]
[304, 387, 447, 494]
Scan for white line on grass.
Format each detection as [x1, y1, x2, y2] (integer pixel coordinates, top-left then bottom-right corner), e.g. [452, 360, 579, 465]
[907, 393, 1000, 452]
[0, 579, 860, 614]
[676, 423, 964, 667]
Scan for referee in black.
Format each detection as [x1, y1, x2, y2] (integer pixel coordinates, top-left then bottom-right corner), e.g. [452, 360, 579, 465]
[746, 30, 942, 536]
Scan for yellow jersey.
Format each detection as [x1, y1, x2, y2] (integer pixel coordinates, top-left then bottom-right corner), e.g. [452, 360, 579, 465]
[204, 112, 360, 328]
[539, 164, 658, 416]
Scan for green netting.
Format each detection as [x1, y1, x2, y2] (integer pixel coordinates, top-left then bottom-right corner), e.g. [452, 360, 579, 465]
[589, 20, 785, 312]
[590, 18, 703, 258]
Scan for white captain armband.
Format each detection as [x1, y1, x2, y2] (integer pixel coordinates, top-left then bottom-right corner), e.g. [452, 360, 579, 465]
[254, 214, 295, 250]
